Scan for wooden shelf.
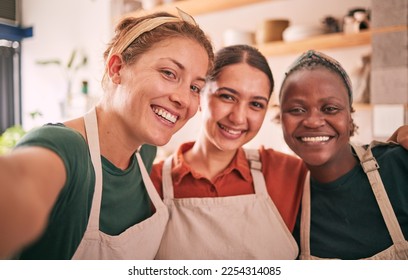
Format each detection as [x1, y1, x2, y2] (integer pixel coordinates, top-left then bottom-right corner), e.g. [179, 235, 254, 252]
[123, 0, 271, 17]
[120, 0, 407, 58]
[256, 25, 408, 56]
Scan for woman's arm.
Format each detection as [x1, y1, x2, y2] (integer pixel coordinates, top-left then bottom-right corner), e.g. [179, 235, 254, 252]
[0, 147, 66, 259]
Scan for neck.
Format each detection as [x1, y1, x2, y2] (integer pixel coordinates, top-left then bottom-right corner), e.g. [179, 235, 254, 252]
[184, 136, 237, 181]
[93, 105, 141, 170]
[307, 148, 358, 184]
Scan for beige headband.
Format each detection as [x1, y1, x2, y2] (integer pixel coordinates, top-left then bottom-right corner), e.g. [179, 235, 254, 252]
[107, 8, 197, 63]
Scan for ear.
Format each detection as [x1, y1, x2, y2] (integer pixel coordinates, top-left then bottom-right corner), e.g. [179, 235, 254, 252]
[349, 117, 355, 137]
[107, 54, 123, 84]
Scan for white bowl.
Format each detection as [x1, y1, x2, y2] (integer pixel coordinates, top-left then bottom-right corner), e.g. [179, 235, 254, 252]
[223, 29, 255, 46]
[282, 25, 326, 42]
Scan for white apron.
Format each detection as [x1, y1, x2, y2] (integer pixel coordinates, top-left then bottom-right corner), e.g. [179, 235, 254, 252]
[72, 108, 169, 259]
[299, 141, 408, 260]
[155, 149, 298, 260]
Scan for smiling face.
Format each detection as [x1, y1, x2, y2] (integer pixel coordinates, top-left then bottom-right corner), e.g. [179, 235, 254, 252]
[201, 62, 270, 151]
[111, 37, 209, 147]
[280, 67, 354, 169]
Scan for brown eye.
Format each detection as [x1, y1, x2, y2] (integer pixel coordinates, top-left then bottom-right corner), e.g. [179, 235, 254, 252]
[251, 101, 265, 110]
[323, 106, 340, 114]
[190, 85, 201, 95]
[288, 107, 306, 114]
[219, 93, 235, 102]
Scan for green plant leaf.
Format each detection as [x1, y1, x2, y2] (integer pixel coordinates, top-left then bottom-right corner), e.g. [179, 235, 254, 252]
[67, 49, 77, 69]
[36, 59, 62, 66]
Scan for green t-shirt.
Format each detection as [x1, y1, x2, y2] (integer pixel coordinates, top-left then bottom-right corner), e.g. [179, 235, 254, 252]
[14, 124, 157, 259]
[293, 144, 408, 259]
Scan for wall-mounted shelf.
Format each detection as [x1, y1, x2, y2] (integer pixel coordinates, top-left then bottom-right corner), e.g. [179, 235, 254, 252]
[256, 25, 408, 56]
[121, 0, 407, 58]
[124, 0, 271, 17]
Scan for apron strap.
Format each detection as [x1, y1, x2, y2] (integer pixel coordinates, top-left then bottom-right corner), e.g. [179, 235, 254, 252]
[162, 155, 175, 199]
[244, 149, 267, 195]
[135, 153, 166, 210]
[299, 171, 312, 259]
[83, 107, 103, 230]
[351, 141, 405, 245]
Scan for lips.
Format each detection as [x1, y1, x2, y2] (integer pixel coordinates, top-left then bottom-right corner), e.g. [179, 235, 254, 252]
[152, 106, 178, 124]
[218, 123, 246, 136]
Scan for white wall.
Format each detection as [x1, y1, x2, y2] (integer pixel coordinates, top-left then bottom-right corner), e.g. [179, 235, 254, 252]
[19, 0, 375, 157]
[21, 0, 111, 128]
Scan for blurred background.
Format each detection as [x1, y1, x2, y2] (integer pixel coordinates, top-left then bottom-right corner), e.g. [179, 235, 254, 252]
[0, 0, 407, 157]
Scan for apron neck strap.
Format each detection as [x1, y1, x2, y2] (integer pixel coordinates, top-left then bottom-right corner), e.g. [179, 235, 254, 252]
[351, 141, 405, 244]
[162, 155, 175, 199]
[83, 107, 103, 230]
[244, 149, 267, 195]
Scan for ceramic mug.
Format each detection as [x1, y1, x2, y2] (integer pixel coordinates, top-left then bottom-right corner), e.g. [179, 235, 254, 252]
[256, 19, 290, 44]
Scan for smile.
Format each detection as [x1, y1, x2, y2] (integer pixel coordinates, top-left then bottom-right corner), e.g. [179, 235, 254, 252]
[152, 106, 178, 124]
[300, 136, 330, 143]
[218, 123, 245, 136]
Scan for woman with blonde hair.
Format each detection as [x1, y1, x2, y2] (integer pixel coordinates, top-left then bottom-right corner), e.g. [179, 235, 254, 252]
[0, 9, 213, 260]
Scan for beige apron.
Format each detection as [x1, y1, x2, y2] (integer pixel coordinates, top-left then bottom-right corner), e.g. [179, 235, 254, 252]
[299, 141, 408, 260]
[72, 108, 169, 259]
[155, 149, 298, 260]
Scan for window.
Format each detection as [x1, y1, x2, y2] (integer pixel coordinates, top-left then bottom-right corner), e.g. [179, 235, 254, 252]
[0, 39, 21, 133]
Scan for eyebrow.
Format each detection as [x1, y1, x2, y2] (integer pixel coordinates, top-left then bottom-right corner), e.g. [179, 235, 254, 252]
[216, 86, 269, 103]
[166, 58, 207, 83]
[284, 96, 345, 104]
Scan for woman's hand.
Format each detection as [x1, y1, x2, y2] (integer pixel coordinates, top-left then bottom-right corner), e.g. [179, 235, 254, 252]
[387, 125, 408, 149]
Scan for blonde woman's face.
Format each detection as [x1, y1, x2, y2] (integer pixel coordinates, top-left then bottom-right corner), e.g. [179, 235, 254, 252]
[112, 37, 210, 147]
[201, 63, 270, 152]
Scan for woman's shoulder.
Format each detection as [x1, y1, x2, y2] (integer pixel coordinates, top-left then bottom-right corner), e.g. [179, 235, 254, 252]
[17, 123, 86, 147]
[16, 124, 90, 171]
[371, 142, 408, 163]
[257, 145, 302, 164]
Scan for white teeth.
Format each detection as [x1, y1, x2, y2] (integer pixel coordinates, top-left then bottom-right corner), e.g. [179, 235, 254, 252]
[301, 136, 330, 142]
[153, 107, 177, 124]
[219, 124, 242, 135]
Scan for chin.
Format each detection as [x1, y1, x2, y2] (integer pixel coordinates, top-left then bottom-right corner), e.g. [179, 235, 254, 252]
[153, 138, 171, 147]
[303, 157, 330, 168]
[147, 134, 172, 147]
[216, 142, 242, 152]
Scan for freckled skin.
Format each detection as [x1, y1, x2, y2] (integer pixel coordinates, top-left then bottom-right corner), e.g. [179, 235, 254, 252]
[110, 37, 209, 148]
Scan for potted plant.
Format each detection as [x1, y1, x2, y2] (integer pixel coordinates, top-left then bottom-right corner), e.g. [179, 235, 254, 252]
[0, 125, 26, 155]
[36, 49, 88, 117]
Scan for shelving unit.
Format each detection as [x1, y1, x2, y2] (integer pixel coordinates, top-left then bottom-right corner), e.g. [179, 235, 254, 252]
[123, 0, 271, 17]
[257, 25, 407, 56]
[121, 1, 407, 56]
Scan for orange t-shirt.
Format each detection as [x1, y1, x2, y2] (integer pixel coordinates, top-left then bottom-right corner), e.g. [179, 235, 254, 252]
[150, 142, 308, 231]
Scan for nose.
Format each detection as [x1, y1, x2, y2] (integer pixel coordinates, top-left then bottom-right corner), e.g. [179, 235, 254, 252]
[228, 103, 246, 125]
[303, 110, 325, 128]
[169, 85, 191, 108]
